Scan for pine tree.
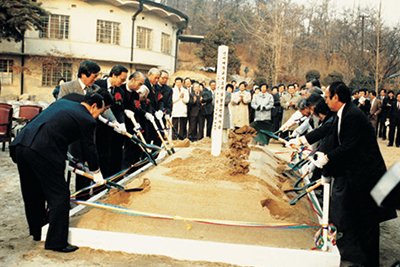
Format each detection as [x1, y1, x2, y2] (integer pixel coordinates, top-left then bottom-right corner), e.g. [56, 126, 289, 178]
[0, 0, 49, 43]
[199, 18, 241, 75]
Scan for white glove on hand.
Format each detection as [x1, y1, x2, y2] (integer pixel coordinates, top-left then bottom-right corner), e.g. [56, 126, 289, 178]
[111, 121, 121, 134]
[286, 137, 301, 148]
[385, 120, 390, 127]
[145, 112, 154, 121]
[311, 151, 328, 169]
[155, 110, 163, 120]
[93, 170, 105, 185]
[291, 130, 299, 138]
[164, 114, 170, 121]
[117, 123, 126, 133]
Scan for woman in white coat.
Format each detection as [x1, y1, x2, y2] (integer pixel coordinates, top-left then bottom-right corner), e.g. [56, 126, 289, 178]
[231, 81, 252, 128]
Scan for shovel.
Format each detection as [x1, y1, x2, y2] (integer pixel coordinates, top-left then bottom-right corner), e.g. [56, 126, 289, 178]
[259, 129, 290, 146]
[166, 117, 184, 140]
[282, 170, 310, 192]
[289, 179, 322, 205]
[68, 166, 150, 192]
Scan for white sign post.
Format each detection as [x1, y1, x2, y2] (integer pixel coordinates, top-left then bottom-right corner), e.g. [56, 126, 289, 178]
[211, 45, 229, 156]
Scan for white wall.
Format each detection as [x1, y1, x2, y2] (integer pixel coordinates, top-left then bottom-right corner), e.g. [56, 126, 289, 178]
[0, 0, 185, 99]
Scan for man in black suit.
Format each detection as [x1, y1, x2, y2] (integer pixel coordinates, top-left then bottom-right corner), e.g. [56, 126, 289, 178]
[188, 82, 206, 141]
[95, 65, 128, 176]
[157, 70, 173, 120]
[291, 82, 397, 267]
[357, 88, 371, 115]
[202, 80, 215, 138]
[10, 94, 105, 252]
[271, 86, 282, 132]
[386, 92, 400, 147]
[121, 71, 145, 170]
[143, 68, 162, 146]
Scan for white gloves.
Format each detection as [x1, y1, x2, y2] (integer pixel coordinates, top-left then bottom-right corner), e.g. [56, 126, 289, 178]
[385, 120, 390, 127]
[93, 170, 105, 185]
[164, 114, 170, 121]
[118, 123, 126, 133]
[145, 112, 154, 122]
[311, 151, 329, 168]
[291, 130, 300, 138]
[286, 137, 302, 148]
[155, 110, 163, 120]
[112, 122, 123, 134]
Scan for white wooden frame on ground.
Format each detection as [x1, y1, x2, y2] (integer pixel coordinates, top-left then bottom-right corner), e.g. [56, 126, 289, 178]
[41, 147, 340, 267]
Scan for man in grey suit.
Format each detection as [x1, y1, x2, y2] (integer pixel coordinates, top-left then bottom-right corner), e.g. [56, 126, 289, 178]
[58, 60, 101, 99]
[58, 60, 101, 199]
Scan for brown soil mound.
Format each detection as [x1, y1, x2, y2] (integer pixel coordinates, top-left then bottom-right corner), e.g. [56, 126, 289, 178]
[72, 138, 319, 250]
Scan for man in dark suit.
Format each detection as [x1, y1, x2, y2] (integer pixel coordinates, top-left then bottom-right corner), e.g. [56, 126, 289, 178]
[121, 71, 145, 170]
[202, 80, 215, 138]
[188, 82, 206, 141]
[271, 86, 282, 132]
[357, 88, 371, 115]
[157, 70, 173, 120]
[143, 68, 162, 146]
[95, 65, 128, 176]
[58, 60, 101, 99]
[10, 94, 105, 252]
[386, 92, 400, 147]
[292, 82, 397, 267]
[381, 90, 396, 140]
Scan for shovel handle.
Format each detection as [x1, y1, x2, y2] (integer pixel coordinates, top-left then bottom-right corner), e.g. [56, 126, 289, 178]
[290, 180, 322, 205]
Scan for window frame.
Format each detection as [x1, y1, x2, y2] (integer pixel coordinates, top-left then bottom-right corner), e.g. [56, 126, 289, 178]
[39, 14, 70, 39]
[136, 26, 153, 50]
[42, 62, 73, 87]
[0, 59, 14, 85]
[96, 20, 121, 45]
[161, 32, 172, 55]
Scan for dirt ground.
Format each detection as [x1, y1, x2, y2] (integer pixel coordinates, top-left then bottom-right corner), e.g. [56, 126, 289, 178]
[0, 137, 399, 267]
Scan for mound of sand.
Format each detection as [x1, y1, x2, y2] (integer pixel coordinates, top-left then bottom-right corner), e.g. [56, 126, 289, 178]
[72, 138, 319, 250]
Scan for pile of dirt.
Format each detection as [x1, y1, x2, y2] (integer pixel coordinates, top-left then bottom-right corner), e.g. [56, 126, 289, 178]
[226, 126, 257, 175]
[72, 138, 319, 250]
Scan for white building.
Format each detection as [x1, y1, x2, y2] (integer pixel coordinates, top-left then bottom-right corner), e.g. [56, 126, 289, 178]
[0, 0, 188, 100]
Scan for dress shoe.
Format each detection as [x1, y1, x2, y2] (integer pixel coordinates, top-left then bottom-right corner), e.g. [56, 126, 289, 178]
[32, 233, 41, 241]
[396, 144, 400, 148]
[51, 244, 79, 253]
[388, 143, 393, 147]
[382, 138, 386, 141]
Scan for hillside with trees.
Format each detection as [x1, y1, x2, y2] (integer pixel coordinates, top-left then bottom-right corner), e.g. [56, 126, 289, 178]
[167, 0, 400, 91]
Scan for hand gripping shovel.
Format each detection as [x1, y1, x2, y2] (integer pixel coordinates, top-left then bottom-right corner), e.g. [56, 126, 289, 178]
[149, 116, 173, 155]
[156, 115, 175, 154]
[68, 166, 150, 192]
[98, 116, 159, 166]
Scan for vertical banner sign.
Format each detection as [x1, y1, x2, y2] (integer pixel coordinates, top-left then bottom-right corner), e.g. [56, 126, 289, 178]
[211, 45, 229, 156]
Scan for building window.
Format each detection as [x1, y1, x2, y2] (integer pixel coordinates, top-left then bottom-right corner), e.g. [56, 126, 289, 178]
[96, 20, 120, 45]
[42, 62, 72, 86]
[39, 14, 69, 39]
[136, 27, 153, 50]
[0, 60, 13, 85]
[161, 33, 172, 54]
